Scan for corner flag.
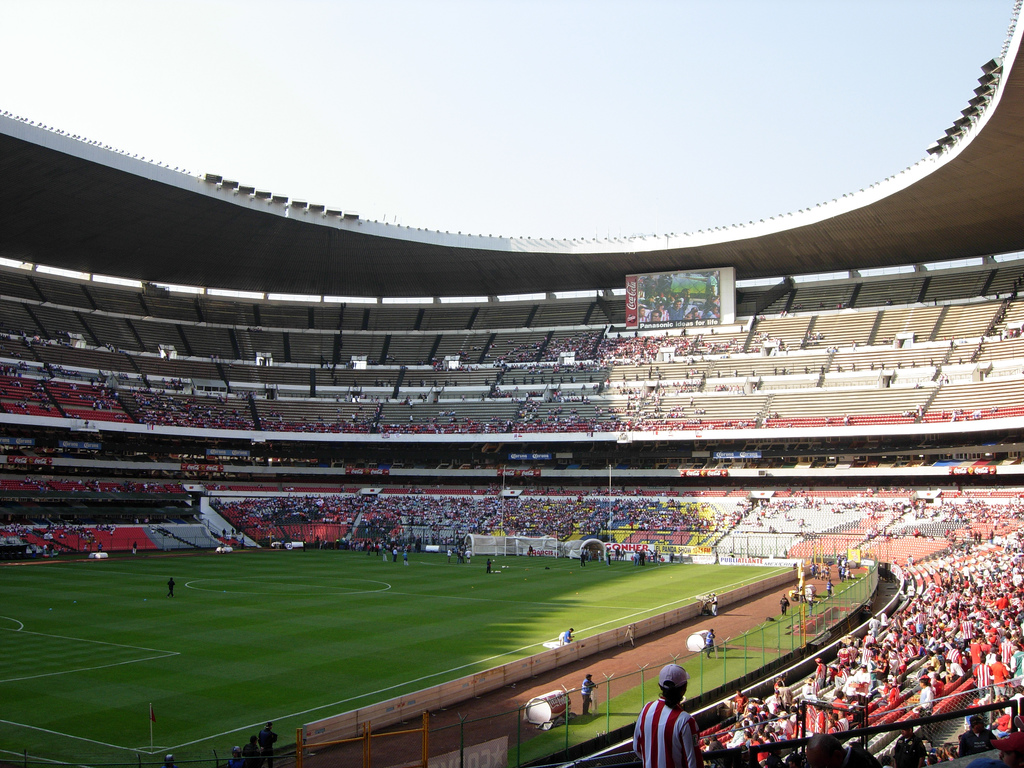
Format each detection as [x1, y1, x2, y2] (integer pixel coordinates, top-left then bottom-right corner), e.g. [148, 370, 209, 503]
[150, 703, 156, 722]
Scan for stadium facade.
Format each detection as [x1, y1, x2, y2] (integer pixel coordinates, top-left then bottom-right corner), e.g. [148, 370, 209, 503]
[1, 6, 1024, 526]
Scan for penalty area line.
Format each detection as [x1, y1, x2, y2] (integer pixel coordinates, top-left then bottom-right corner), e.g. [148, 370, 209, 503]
[161, 568, 791, 750]
[0, 624, 180, 683]
[0, 651, 180, 684]
[0, 719, 141, 753]
[0, 625, 180, 655]
[0, 748, 76, 765]
[172, 572, 783, 748]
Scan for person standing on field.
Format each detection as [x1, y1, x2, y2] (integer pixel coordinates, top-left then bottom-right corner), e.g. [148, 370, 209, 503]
[167, 577, 175, 597]
[704, 628, 716, 658]
[581, 673, 597, 715]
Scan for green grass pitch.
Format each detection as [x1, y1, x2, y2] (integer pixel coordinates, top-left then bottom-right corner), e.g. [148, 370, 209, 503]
[0, 550, 788, 764]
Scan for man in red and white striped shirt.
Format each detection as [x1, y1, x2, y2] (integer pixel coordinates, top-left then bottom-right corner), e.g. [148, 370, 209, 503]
[946, 645, 964, 677]
[1000, 638, 1015, 667]
[975, 659, 993, 689]
[634, 664, 704, 768]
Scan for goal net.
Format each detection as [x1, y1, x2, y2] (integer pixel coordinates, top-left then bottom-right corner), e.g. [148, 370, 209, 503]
[465, 534, 561, 557]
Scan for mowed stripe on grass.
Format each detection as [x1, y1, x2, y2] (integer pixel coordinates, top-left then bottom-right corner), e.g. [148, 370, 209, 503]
[0, 550, 785, 762]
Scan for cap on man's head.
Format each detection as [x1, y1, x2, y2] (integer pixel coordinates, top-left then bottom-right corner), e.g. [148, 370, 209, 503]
[165, 756, 174, 763]
[658, 663, 689, 689]
[232, 747, 241, 755]
[992, 732, 1024, 752]
[969, 715, 985, 727]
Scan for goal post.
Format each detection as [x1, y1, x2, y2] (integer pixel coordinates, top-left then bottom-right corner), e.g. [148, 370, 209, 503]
[465, 534, 561, 557]
[464, 534, 607, 560]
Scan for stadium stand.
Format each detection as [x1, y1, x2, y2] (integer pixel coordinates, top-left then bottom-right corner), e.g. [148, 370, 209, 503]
[2, 30, 1024, 765]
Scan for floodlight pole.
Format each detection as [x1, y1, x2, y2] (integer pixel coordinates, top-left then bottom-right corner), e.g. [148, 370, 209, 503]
[607, 463, 613, 531]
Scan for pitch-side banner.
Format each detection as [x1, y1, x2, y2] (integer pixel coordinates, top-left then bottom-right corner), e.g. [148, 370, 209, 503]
[719, 556, 801, 567]
[430, 736, 507, 768]
[608, 542, 657, 555]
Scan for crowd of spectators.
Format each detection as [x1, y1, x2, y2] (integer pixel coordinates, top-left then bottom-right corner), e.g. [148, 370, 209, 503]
[3, 305, 1024, 434]
[598, 332, 745, 365]
[697, 522, 1024, 765]
[260, 404, 378, 433]
[215, 495, 362, 531]
[540, 332, 602, 362]
[211, 493, 735, 544]
[130, 390, 254, 430]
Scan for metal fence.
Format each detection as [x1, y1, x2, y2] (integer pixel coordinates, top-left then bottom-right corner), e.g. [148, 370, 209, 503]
[523, 698, 1022, 768]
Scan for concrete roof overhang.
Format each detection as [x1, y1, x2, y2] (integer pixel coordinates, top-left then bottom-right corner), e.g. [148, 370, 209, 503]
[0, 28, 1022, 299]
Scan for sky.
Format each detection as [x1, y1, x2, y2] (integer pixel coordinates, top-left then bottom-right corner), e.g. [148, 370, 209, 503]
[0, 1, 1015, 242]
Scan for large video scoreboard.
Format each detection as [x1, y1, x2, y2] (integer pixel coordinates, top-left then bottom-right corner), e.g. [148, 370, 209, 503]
[625, 267, 735, 330]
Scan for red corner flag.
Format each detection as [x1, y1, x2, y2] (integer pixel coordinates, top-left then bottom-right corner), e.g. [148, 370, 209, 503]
[150, 704, 156, 723]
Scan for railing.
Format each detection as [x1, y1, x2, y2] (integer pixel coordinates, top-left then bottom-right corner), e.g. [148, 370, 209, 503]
[520, 699, 1021, 768]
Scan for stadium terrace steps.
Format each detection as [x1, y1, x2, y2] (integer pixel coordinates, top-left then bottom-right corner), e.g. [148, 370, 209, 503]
[4, 271, 1024, 436]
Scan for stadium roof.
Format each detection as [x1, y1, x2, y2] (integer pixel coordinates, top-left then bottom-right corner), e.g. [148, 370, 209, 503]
[1, 23, 1024, 300]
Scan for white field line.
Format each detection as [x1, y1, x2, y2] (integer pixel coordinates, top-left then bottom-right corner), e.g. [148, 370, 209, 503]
[0, 624, 179, 683]
[385, 567, 783, 614]
[0, 652, 179, 684]
[0, 719, 143, 753]
[170, 569, 787, 750]
[0, 747, 85, 765]
[183, 577, 391, 595]
[2, 564, 785, 753]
